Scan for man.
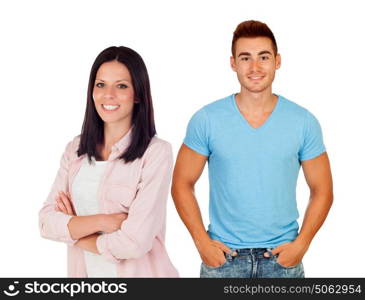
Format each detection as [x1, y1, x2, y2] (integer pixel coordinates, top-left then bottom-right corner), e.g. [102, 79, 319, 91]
[171, 20, 333, 278]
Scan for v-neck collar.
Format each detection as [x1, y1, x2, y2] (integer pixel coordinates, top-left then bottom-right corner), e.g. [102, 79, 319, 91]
[230, 93, 282, 132]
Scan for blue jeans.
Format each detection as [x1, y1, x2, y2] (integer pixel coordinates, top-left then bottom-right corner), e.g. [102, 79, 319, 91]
[200, 248, 305, 278]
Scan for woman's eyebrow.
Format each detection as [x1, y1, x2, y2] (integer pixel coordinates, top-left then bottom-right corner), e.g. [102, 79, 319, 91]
[95, 78, 130, 82]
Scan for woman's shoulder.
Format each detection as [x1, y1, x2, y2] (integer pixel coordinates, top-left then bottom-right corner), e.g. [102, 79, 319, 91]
[63, 134, 81, 159]
[148, 136, 172, 150]
[143, 136, 173, 158]
[149, 135, 171, 147]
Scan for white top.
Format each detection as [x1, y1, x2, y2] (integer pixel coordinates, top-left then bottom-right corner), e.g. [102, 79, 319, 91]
[72, 157, 118, 277]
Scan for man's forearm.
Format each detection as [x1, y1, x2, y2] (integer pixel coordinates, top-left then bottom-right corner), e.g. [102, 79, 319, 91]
[67, 214, 103, 240]
[296, 190, 333, 247]
[172, 183, 211, 249]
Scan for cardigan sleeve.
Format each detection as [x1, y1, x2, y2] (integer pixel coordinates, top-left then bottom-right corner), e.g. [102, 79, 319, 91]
[96, 140, 173, 262]
[38, 138, 79, 245]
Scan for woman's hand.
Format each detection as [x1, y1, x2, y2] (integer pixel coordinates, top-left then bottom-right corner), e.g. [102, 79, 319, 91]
[99, 213, 128, 233]
[55, 191, 76, 216]
[54, 191, 127, 235]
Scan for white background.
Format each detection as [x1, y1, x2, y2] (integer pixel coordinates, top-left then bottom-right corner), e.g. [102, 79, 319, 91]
[1, 0, 364, 277]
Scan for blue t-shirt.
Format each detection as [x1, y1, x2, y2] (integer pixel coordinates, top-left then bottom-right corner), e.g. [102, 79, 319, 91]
[183, 93, 326, 249]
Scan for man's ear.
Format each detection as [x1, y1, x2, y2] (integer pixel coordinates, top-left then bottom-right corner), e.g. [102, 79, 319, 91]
[230, 56, 237, 72]
[275, 53, 281, 69]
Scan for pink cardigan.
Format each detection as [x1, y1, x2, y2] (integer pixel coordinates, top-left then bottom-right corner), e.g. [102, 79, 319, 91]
[38, 130, 179, 277]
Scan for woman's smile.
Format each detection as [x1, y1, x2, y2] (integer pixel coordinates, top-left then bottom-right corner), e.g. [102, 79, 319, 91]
[102, 104, 120, 112]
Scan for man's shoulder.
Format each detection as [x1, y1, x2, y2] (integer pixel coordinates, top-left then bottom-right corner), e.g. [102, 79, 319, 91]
[204, 94, 233, 111]
[279, 95, 311, 119]
[190, 94, 233, 120]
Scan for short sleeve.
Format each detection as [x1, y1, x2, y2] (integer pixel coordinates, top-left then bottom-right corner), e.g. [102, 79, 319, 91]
[183, 108, 210, 156]
[299, 110, 326, 161]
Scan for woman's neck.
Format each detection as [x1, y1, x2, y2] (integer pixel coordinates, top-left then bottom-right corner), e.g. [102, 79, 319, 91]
[103, 121, 132, 151]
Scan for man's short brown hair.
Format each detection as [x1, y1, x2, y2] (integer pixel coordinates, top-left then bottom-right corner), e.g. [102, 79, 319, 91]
[231, 20, 278, 56]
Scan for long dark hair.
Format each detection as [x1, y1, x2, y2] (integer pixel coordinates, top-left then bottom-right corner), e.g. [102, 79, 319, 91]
[77, 46, 156, 163]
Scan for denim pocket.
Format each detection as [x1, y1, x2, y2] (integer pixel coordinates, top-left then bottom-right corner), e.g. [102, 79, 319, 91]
[202, 259, 228, 269]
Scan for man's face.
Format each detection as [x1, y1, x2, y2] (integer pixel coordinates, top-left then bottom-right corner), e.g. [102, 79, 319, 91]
[231, 37, 281, 93]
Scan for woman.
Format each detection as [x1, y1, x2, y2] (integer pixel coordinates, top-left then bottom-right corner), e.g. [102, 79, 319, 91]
[38, 46, 178, 277]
